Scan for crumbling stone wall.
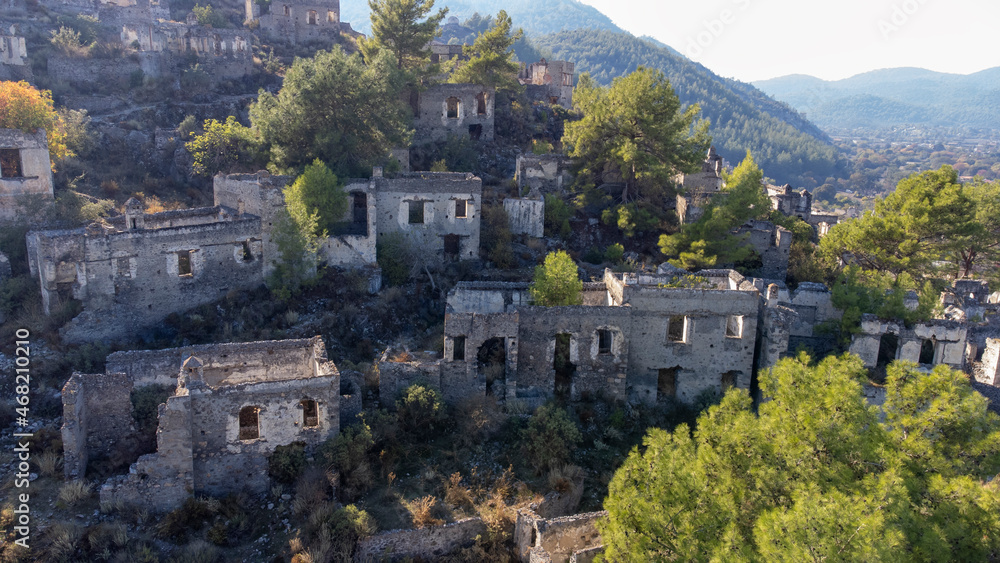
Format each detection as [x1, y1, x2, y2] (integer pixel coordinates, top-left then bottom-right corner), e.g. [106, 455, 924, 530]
[518, 59, 575, 107]
[515, 154, 574, 197]
[249, 0, 343, 45]
[120, 21, 253, 79]
[320, 178, 377, 267]
[26, 206, 264, 342]
[516, 509, 605, 563]
[414, 84, 495, 143]
[0, 129, 53, 220]
[378, 355, 442, 407]
[61, 371, 135, 479]
[977, 338, 1000, 386]
[767, 183, 812, 221]
[0, 28, 31, 81]
[733, 220, 791, 281]
[355, 517, 486, 561]
[374, 172, 481, 265]
[79, 337, 340, 511]
[777, 282, 841, 358]
[439, 271, 759, 408]
[504, 197, 544, 237]
[849, 315, 967, 370]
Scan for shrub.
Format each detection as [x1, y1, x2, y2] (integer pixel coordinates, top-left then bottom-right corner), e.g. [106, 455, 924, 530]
[156, 497, 216, 540]
[409, 495, 444, 528]
[269, 441, 307, 484]
[57, 480, 92, 507]
[320, 423, 375, 501]
[543, 194, 573, 238]
[522, 404, 582, 473]
[376, 232, 414, 287]
[396, 384, 446, 437]
[604, 243, 625, 264]
[530, 250, 583, 306]
[480, 204, 516, 269]
[131, 384, 172, 432]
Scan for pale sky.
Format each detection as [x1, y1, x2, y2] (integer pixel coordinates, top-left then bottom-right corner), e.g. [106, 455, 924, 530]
[576, 0, 999, 82]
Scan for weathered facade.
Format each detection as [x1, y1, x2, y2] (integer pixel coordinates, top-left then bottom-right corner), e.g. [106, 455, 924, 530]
[60, 338, 341, 511]
[120, 20, 253, 79]
[374, 171, 481, 264]
[515, 153, 574, 197]
[519, 59, 575, 107]
[515, 509, 605, 563]
[414, 84, 495, 143]
[848, 315, 968, 370]
[26, 199, 265, 342]
[247, 0, 351, 44]
[504, 197, 545, 238]
[0, 26, 31, 81]
[732, 219, 792, 281]
[676, 146, 725, 224]
[0, 129, 53, 220]
[438, 269, 761, 407]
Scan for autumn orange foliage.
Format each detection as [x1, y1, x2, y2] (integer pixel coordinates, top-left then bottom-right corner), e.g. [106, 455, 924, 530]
[0, 80, 70, 164]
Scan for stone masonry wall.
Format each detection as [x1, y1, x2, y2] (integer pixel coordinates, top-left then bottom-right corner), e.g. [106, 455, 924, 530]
[0, 128, 53, 220]
[355, 517, 486, 561]
[504, 197, 544, 237]
[414, 84, 495, 143]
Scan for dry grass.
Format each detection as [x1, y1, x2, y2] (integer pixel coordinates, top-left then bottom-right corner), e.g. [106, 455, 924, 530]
[548, 464, 583, 494]
[57, 480, 92, 507]
[35, 451, 62, 478]
[408, 495, 444, 529]
[444, 472, 474, 511]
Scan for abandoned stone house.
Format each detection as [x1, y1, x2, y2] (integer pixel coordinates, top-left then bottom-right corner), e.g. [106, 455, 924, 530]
[515, 153, 575, 197]
[246, 0, 354, 44]
[413, 83, 496, 143]
[766, 182, 840, 233]
[26, 169, 481, 341]
[26, 198, 265, 342]
[429, 40, 465, 65]
[119, 20, 253, 79]
[0, 26, 31, 81]
[732, 219, 792, 281]
[374, 171, 482, 263]
[0, 128, 54, 221]
[849, 315, 968, 371]
[433, 268, 762, 408]
[61, 337, 342, 511]
[518, 59, 576, 107]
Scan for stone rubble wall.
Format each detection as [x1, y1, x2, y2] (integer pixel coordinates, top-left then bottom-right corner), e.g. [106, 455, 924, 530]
[354, 517, 486, 561]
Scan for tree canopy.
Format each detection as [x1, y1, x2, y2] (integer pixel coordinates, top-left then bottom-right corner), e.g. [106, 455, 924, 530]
[249, 47, 411, 177]
[0, 80, 70, 163]
[600, 353, 1000, 562]
[819, 166, 977, 279]
[530, 250, 582, 306]
[185, 116, 264, 177]
[284, 159, 348, 236]
[361, 0, 447, 71]
[562, 67, 710, 204]
[447, 10, 523, 91]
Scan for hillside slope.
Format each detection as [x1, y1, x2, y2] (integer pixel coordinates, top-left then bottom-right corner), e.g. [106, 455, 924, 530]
[533, 29, 842, 186]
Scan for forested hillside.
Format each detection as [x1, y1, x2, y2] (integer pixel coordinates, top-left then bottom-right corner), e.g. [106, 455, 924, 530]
[533, 29, 844, 186]
[341, 0, 623, 36]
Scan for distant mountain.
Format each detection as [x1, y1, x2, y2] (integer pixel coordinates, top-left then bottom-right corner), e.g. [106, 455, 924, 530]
[341, 0, 623, 37]
[532, 29, 841, 186]
[754, 67, 1000, 131]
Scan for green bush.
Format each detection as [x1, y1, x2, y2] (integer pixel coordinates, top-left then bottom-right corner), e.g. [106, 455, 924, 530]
[396, 384, 446, 437]
[376, 232, 414, 287]
[544, 194, 573, 238]
[522, 404, 582, 473]
[268, 441, 306, 484]
[320, 422, 375, 501]
[604, 243, 625, 264]
[131, 384, 173, 432]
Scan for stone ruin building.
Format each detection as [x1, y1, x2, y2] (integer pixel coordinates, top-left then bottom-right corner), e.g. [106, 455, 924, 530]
[0, 24, 31, 81]
[413, 84, 496, 143]
[119, 19, 253, 79]
[61, 337, 342, 511]
[246, 0, 357, 44]
[0, 128, 54, 221]
[766, 182, 841, 234]
[373, 170, 482, 263]
[429, 40, 465, 65]
[515, 153, 575, 198]
[26, 169, 481, 342]
[518, 59, 576, 107]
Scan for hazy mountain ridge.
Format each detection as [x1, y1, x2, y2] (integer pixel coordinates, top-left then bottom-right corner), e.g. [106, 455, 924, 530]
[754, 67, 1000, 131]
[532, 29, 841, 186]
